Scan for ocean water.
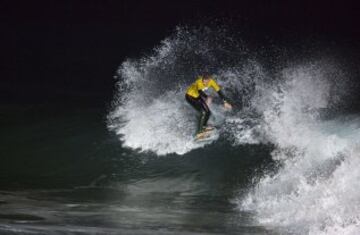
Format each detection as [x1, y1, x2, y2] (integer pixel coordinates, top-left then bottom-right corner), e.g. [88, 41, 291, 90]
[2, 26, 360, 234]
[0, 103, 274, 234]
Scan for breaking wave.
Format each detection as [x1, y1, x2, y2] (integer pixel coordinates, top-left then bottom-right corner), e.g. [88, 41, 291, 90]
[108, 26, 360, 234]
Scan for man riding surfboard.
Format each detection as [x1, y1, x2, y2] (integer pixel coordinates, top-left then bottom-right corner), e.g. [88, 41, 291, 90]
[185, 74, 232, 139]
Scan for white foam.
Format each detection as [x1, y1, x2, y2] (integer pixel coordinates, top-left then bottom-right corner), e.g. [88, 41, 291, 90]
[109, 89, 209, 155]
[108, 26, 360, 233]
[239, 62, 360, 234]
[107, 27, 263, 155]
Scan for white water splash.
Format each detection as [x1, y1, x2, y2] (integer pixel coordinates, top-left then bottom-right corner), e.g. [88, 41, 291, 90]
[239, 61, 360, 234]
[107, 27, 264, 155]
[107, 25, 360, 234]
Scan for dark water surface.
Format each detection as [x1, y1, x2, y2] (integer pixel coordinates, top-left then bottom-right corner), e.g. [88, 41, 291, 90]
[0, 102, 276, 234]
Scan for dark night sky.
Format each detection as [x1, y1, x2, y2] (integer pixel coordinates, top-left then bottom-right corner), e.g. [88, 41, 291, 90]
[2, 0, 360, 104]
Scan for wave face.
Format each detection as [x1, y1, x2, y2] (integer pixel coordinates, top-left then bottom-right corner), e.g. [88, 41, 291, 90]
[108, 26, 360, 234]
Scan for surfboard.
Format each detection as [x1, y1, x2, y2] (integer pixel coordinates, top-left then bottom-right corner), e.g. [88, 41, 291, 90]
[194, 128, 217, 142]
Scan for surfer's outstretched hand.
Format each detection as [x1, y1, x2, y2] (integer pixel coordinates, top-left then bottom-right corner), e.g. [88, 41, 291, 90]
[224, 101, 232, 111]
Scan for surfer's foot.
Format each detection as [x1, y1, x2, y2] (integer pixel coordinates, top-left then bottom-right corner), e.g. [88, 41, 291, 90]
[204, 125, 215, 131]
[196, 130, 205, 134]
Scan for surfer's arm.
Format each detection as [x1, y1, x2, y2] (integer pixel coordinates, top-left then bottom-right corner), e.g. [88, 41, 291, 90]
[218, 89, 233, 110]
[217, 90, 230, 104]
[209, 79, 229, 103]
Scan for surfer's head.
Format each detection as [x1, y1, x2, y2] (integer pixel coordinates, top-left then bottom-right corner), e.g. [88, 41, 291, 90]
[202, 74, 212, 86]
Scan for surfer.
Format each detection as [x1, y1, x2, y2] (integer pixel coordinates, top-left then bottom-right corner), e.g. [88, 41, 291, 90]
[185, 74, 232, 138]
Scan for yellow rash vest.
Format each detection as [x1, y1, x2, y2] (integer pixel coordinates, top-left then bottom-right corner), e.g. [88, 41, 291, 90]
[186, 76, 221, 98]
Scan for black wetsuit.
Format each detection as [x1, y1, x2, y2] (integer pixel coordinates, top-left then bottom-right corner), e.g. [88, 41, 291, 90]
[185, 90, 228, 132]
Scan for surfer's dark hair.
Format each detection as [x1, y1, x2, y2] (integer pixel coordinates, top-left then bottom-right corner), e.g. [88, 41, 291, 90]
[202, 73, 212, 79]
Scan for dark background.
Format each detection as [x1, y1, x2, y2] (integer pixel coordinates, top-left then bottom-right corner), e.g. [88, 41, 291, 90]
[2, 0, 360, 105]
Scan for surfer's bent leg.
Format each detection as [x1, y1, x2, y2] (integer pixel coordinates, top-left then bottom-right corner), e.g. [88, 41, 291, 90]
[185, 94, 211, 132]
[185, 94, 202, 111]
[199, 99, 211, 129]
